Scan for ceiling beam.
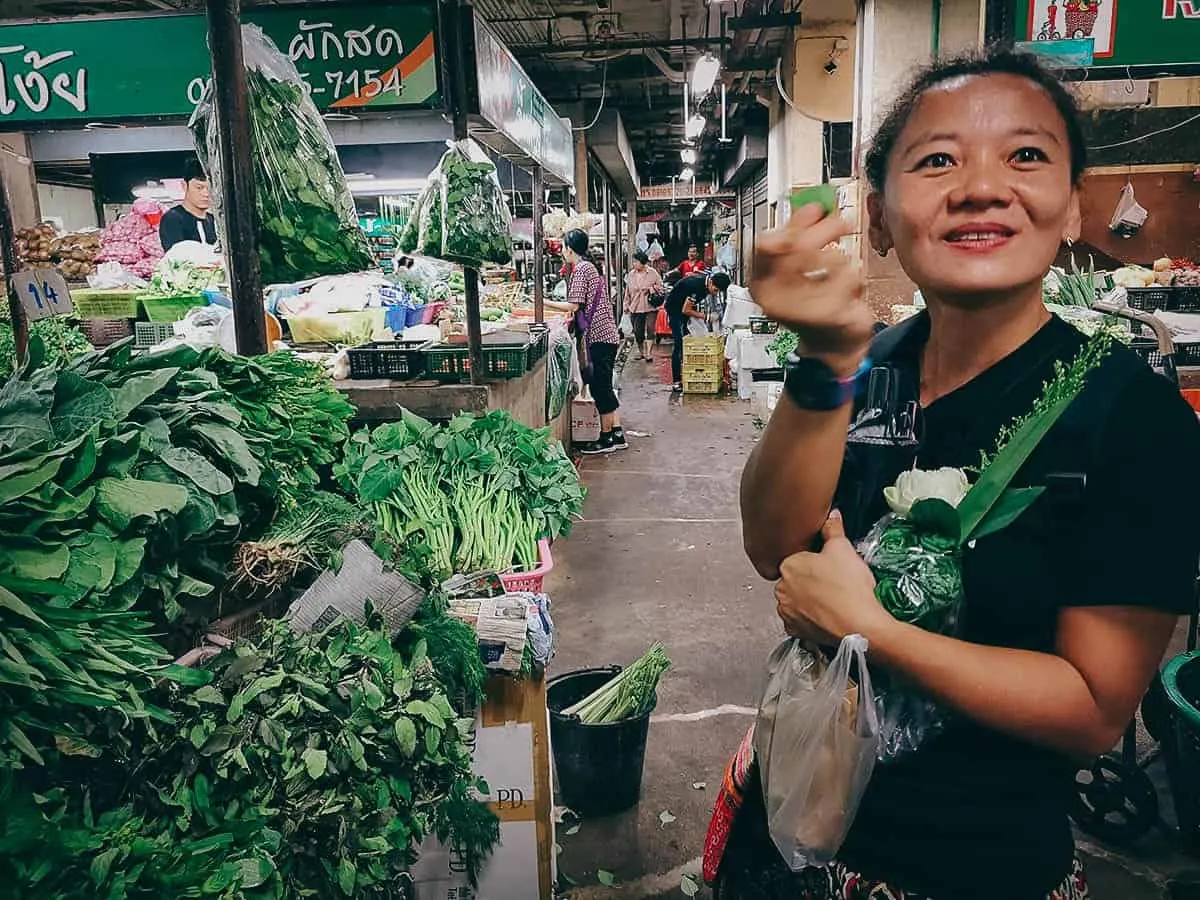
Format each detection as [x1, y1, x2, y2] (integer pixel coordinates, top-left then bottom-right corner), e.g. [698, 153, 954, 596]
[510, 36, 730, 56]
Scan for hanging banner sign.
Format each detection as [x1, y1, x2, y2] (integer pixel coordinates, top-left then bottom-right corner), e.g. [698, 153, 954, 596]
[0, 3, 440, 125]
[472, 14, 574, 185]
[1016, 1, 1200, 68]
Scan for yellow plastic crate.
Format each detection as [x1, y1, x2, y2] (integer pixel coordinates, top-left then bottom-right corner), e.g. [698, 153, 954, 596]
[683, 376, 721, 395]
[683, 334, 724, 360]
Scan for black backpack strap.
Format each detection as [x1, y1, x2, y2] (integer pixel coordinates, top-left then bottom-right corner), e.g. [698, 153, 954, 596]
[867, 310, 929, 365]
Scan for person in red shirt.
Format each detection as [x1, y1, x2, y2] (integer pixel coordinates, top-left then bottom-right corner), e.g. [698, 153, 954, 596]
[677, 244, 707, 276]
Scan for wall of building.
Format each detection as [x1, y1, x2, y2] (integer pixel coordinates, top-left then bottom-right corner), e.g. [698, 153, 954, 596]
[37, 184, 98, 232]
[854, 0, 987, 320]
[0, 134, 40, 233]
[1077, 165, 1200, 265]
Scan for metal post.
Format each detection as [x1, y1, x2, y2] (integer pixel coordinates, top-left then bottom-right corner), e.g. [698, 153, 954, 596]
[205, 0, 267, 356]
[531, 165, 545, 323]
[444, 0, 485, 386]
[0, 172, 28, 365]
[602, 180, 613, 313]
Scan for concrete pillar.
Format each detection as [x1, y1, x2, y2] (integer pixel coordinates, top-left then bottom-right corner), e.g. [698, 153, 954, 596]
[0, 135, 40, 230]
[573, 130, 589, 214]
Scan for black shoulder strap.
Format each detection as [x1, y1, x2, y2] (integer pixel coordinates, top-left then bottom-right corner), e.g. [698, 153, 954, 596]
[868, 310, 929, 365]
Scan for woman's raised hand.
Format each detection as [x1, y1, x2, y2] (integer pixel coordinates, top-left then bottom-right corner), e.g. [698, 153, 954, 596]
[752, 203, 875, 374]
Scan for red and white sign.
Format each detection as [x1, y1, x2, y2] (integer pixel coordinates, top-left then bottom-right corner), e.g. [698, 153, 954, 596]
[1028, 1, 1118, 57]
[1163, 0, 1200, 19]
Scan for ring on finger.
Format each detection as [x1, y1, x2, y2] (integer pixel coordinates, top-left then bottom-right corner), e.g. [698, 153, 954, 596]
[803, 268, 830, 281]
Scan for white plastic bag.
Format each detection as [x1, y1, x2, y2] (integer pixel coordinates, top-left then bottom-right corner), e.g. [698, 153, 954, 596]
[1109, 181, 1148, 237]
[619, 311, 634, 338]
[754, 635, 879, 871]
[687, 317, 709, 338]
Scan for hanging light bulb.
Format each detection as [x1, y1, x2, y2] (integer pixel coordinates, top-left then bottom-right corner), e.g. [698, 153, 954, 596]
[685, 114, 707, 140]
[680, 166, 696, 182]
[681, 148, 697, 165]
[691, 53, 722, 99]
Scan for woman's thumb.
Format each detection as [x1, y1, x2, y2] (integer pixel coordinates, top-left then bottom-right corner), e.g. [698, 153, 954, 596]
[822, 509, 848, 543]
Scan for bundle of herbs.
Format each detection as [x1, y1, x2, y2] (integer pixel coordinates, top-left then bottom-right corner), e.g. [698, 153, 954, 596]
[562, 643, 671, 725]
[0, 316, 90, 380]
[131, 613, 498, 896]
[338, 409, 584, 580]
[190, 26, 374, 285]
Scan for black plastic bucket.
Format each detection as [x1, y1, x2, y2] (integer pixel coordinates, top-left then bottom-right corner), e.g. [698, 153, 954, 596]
[547, 666, 655, 818]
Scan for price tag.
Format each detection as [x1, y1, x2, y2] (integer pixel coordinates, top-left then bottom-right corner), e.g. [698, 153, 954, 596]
[10, 269, 74, 322]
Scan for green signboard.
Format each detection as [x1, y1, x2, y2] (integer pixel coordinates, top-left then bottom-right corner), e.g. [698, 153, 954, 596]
[0, 3, 440, 126]
[1016, 1, 1200, 68]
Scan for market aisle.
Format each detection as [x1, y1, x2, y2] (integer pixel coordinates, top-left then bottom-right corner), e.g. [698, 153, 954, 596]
[545, 350, 782, 898]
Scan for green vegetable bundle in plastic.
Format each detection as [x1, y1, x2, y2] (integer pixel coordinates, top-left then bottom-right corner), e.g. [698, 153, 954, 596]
[859, 334, 1113, 761]
[190, 25, 374, 285]
[398, 140, 513, 269]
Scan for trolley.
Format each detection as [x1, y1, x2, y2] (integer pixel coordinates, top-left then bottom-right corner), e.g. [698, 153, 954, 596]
[1068, 298, 1200, 847]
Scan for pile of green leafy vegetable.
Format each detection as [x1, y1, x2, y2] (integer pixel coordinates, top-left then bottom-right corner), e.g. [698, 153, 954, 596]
[1, 612, 498, 899]
[767, 328, 799, 367]
[190, 28, 374, 285]
[0, 316, 90, 380]
[130, 613, 498, 897]
[338, 409, 584, 579]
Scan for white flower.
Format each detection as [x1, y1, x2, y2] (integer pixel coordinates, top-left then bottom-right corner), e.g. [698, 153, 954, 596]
[883, 467, 970, 519]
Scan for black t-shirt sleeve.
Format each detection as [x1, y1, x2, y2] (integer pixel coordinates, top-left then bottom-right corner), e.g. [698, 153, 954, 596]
[158, 207, 188, 251]
[1070, 368, 1200, 614]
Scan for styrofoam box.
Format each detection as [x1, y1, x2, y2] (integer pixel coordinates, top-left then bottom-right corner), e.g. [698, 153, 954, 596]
[571, 397, 601, 443]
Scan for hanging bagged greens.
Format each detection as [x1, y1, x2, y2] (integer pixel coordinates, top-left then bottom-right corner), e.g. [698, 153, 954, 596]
[397, 141, 513, 269]
[190, 25, 374, 285]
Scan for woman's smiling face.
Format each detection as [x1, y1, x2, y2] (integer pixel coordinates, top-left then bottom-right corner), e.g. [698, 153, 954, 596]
[869, 73, 1080, 306]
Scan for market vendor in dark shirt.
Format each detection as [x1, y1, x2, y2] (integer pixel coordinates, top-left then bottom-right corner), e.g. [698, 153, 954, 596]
[158, 159, 217, 251]
[725, 48, 1200, 900]
[665, 271, 729, 392]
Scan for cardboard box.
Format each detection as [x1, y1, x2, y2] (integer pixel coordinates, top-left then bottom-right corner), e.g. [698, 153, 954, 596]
[571, 397, 601, 444]
[412, 676, 555, 900]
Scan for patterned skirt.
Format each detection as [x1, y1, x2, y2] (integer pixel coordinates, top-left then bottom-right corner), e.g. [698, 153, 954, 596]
[706, 727, 1090, 900]
[713, 857, 1088, 900]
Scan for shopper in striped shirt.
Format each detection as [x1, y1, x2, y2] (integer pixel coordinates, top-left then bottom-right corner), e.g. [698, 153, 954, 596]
[564, 228, 626, 454]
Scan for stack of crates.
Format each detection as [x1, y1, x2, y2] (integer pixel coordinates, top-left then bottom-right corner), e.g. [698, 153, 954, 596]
[682, 335, 725, 394]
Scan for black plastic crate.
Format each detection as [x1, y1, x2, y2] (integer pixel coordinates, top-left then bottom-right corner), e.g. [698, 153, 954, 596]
[749, 316, 779, 335]
[346, 340, 430, 380]
[424, 341, 530, 381]
[1131, 339, 1200, 368]
[751, 367, 785, 382]
[1176, 286, 1200, 312]
[526, 327, 550, 367]
[1127, 286, 1181, 312]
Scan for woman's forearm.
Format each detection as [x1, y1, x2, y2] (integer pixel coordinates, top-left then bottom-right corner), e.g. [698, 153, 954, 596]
[740, 395, 853, 579]
[865, 615, 1166, 758]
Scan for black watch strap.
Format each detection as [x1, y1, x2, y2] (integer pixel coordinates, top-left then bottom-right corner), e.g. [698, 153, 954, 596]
[783, 353, 872, 411]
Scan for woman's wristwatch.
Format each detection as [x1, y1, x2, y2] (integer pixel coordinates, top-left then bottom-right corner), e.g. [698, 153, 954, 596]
[783, 352, 873, 411]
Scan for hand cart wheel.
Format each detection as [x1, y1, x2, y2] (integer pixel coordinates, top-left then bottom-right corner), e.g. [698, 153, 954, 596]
[1071, 754, 1161, 845]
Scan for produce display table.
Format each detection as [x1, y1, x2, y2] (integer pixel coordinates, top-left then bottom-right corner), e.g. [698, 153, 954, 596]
[337, 357, 549, 427]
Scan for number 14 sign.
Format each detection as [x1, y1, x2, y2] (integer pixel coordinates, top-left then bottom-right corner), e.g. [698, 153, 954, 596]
[10, 268, 74, 321]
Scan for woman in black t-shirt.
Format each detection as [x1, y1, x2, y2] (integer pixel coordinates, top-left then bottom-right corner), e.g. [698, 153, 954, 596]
[730, 48, 1200, 900]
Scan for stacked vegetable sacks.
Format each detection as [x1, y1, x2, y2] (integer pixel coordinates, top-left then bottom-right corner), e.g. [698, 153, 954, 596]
[190, 25, 374, 286]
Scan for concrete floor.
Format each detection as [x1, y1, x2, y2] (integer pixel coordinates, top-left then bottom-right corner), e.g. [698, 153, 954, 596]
[545, 348, 1200, 900]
